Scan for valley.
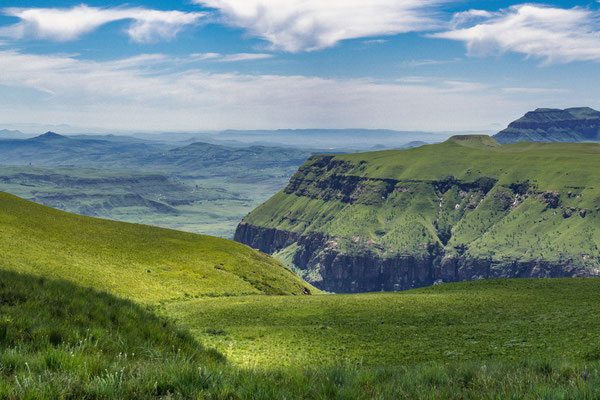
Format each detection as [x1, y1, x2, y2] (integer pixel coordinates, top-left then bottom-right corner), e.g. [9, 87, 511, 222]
[0, 133, 325, 237]
[2, 110, 600, 398]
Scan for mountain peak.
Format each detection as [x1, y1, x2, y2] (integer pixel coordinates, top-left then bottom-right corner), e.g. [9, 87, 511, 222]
[32, 131, 67, 140]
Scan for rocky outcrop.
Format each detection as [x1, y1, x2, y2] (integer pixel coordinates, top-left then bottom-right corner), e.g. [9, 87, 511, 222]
[234, 223, 600, 293]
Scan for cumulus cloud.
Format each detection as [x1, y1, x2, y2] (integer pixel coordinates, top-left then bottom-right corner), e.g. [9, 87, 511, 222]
[0, 50, 545, 132]
[0, 5, 205, 42]
[193, 0, 446, 52]
[432, 4, 600, 63]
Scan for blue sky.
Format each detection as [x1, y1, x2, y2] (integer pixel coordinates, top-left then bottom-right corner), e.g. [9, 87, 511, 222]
[0, 0, 599, 132]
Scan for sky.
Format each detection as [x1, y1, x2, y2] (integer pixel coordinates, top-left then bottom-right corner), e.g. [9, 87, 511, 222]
[0, 0, 599, 133]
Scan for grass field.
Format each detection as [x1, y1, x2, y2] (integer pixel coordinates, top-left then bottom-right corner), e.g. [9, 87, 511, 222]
[0, 270, 225, 399]
[5, 268, 600, 398]
[165, 278, 600, 368]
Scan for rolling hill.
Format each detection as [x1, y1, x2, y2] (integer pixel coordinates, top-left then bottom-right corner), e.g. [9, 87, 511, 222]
[494, 107, 600, 144]
[0, 190, 316, 302]
[235, 135, 600, 292]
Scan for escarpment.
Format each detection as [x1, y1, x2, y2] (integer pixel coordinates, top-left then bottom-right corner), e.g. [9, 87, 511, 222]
[235, 136, 600, 293]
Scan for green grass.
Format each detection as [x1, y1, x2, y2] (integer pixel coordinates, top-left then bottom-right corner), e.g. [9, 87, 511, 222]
[0, 269, 225, 399]
[165, 278, 600, 368]
[5, 269, 600, 399]
[3, 190, 600, 397]
[0, 191, 316, 303]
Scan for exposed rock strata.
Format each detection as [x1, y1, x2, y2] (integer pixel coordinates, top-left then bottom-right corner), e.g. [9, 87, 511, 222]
[235, 223, 599, 293]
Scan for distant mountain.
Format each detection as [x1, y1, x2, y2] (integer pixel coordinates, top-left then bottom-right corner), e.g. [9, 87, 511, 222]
[0, 129, 25, 139]
[494, 107, 600, 144]
[29, 131, 68, 141]
[216, 129, 447, 150]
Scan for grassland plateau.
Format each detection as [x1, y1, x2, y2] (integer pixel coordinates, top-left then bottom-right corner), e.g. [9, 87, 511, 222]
[236, 135, 600, 292]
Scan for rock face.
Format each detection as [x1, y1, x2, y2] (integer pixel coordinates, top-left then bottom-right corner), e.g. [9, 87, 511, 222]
[235, 212, 598, 294]
[494, 107, 600, 144]
[235, 136, 600, 293]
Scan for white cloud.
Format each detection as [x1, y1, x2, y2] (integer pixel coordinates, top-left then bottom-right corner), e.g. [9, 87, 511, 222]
[218, 53, 273, 62]
[401, 58, 461, 67]
[502, 87, 569, 95]
[432, 4, 600, 63]
[0, 50, 566, 132]
[0, 5, 204, 42]
[193, 0, 446, 52]
[189, 52, 273, 62]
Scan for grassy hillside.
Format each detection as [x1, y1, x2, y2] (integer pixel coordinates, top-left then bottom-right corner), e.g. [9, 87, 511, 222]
[7, 271, 600, 398]
[0, 270, 224, 399]
[0, 191, 316, 303]
[237, 135, 600, 291]
[2, 190, 600, 398]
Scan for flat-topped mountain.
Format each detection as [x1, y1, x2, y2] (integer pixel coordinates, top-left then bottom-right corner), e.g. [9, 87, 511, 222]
[235, 135, 600, 293]
[494, 107, 600, 144]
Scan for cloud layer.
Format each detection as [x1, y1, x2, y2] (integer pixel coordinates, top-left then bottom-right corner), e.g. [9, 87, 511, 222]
[0, 49, 555, 132]
[433, 4, 600, 63]
[1, 5, 205, 42]
[194, 0, 445, 52]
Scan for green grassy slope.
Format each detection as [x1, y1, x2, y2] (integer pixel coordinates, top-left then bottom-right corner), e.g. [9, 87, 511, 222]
[2, 190, 600, 398]
[0, 191, 316, 303]
[6, 271, 600, 398]
[237, 136, 600, 291]
[166, 278, 600, 368]
[0, 270, 224, 399]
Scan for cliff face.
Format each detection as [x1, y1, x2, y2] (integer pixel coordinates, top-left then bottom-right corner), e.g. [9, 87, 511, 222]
[235, 136, 600, 293]
[494, 107, 600, 144]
